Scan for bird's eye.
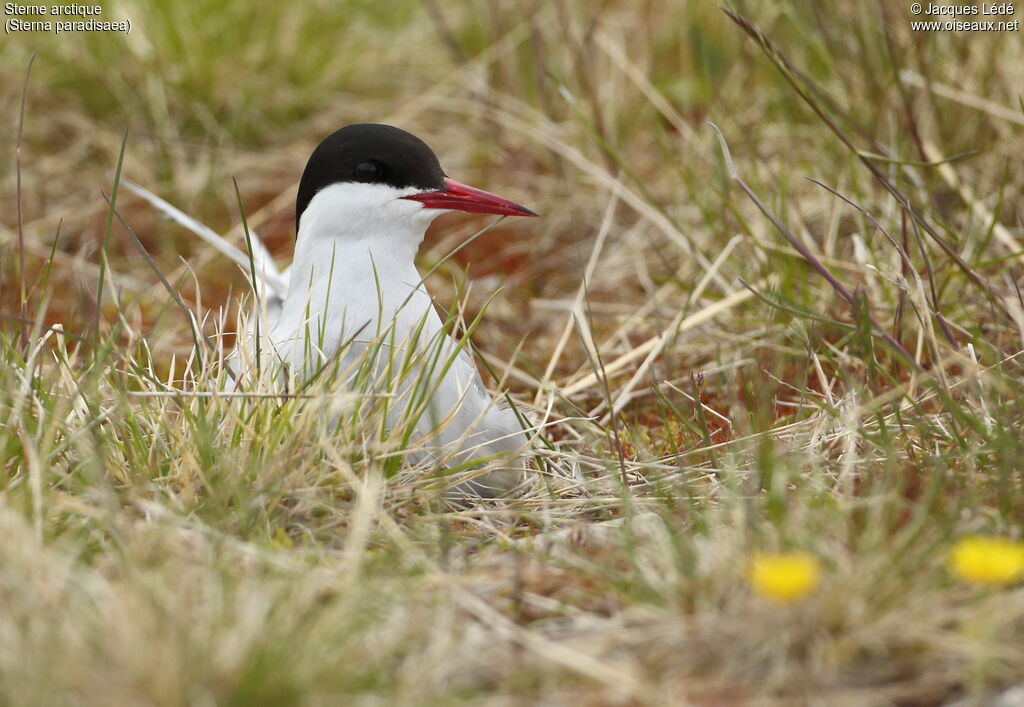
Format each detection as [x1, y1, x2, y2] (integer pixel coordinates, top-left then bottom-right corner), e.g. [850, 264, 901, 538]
[354, 161, 383, 183]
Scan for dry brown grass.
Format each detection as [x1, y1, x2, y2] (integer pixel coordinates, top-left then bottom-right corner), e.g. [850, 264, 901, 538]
[2, 1, 1024, 704]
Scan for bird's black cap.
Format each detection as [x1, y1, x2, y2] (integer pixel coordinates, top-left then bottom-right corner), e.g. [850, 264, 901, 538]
[295, 123, 446, 233]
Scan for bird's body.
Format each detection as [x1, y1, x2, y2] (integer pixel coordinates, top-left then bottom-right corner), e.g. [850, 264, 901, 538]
[261, 124, 536, 493]
[270, 181, 524, 475]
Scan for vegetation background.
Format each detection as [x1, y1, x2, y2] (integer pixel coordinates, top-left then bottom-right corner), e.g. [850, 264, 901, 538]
[2, 0, 1023, 704]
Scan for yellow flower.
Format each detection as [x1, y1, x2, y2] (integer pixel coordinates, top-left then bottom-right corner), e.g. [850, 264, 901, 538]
[748, 552, 821, 603]
[949, 536, 1024, 586]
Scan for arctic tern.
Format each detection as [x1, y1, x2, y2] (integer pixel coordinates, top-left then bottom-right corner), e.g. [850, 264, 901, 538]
[127, 123, 538, 496]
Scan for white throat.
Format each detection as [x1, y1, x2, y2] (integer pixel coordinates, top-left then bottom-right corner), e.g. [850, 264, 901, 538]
[296, 181, 436, 252]
[269, 182, 442, 381]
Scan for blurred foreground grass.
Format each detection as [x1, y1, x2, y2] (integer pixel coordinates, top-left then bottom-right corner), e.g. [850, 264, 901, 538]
[2, 0, 1024, 704]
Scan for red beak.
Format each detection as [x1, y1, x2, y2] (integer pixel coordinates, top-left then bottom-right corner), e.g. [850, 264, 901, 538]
[402, 178, 538, 217]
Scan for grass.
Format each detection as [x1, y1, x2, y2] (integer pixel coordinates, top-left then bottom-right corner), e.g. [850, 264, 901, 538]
[2, 0, 1024, 703]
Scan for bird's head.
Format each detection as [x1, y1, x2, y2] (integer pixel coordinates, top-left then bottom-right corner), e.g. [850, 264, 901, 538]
[295, 123, 537, 245]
